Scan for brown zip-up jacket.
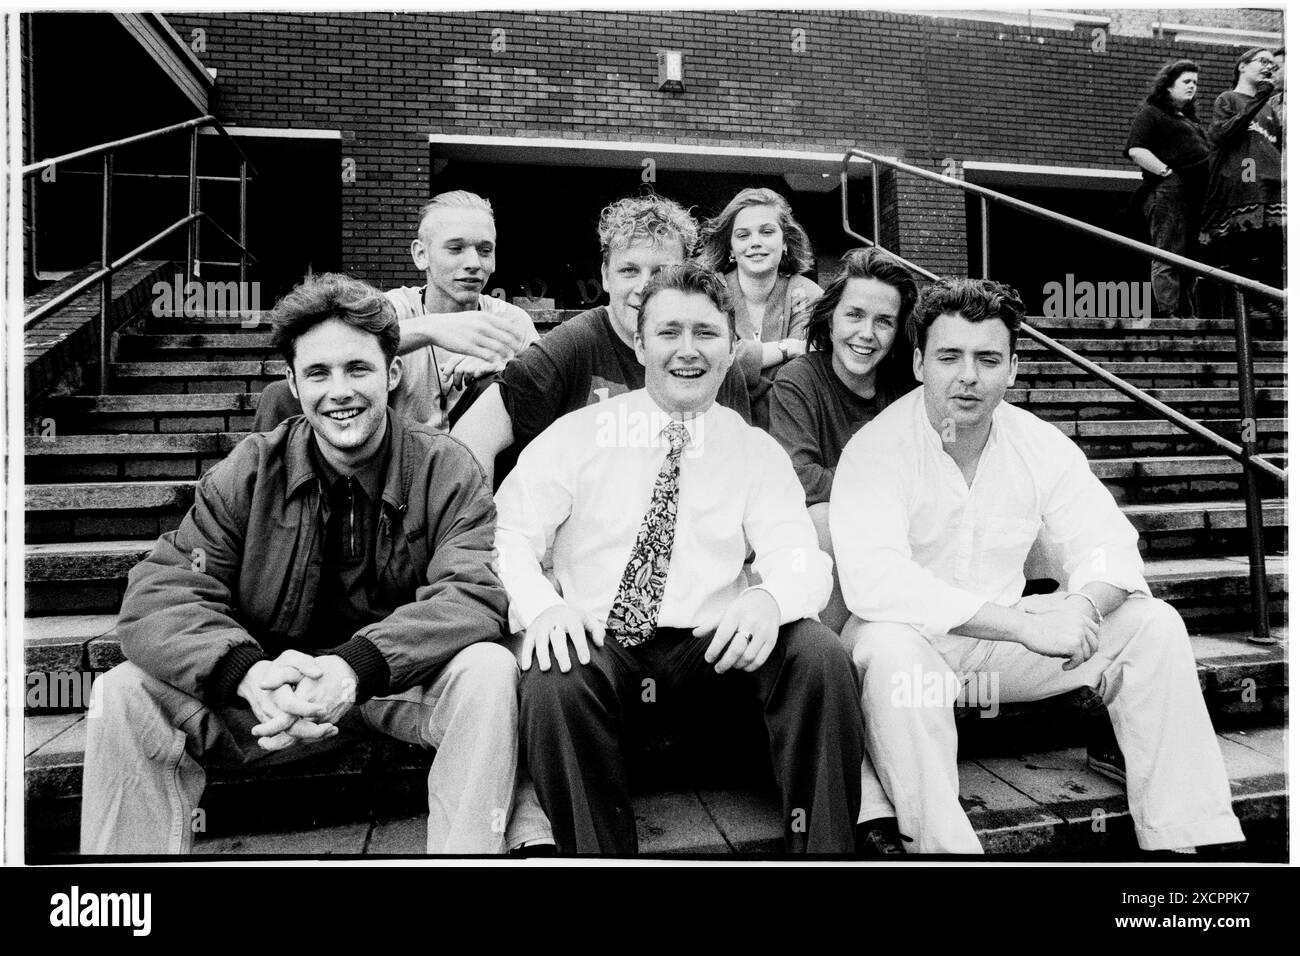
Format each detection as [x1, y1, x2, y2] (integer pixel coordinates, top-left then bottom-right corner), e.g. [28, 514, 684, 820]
[115, 410, 509, 705]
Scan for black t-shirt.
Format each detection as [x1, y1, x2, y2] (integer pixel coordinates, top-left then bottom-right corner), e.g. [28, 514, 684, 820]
[1125, 103, 1211, 185]
[768, 350, 894, 506]
[496, 306, 753, 453]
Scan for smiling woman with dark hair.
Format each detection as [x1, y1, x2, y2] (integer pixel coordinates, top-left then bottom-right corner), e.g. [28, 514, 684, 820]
[768, 247, 917, 631]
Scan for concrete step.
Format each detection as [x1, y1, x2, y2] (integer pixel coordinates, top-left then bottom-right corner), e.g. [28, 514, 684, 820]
[23, 717, 1285, 858]
[1053, 418, 1286, 458]
[1143, 555, 1289, 629]
[41, 392, 259, 434]
[1015, 361, 1285, 390]
[1126, 501, 1287, 558]
[120, 332, 274, 351]
[1124, 499, 1285, 532]
[1024, 315, 1280, 334]
[1094, 454, 1288, 503]
[117, 332, 276, 362]
[23, 474, 1285, 554]
[1092, 454, 1286, 480]
[146, 309, 270, 327]
[1007, 386, 1285, 405]
[110, 360, 285, 395]
[1008, 387, 1286, 422]
[1018, 337, 1285, 357]
[25, 432, 243, 482]
[25, 481, 196, 543]
[27, 480, 194, 511]
[22, 610, 1283, 716]
[24, 540, 153, 615]
[23, 539, 1286, 617]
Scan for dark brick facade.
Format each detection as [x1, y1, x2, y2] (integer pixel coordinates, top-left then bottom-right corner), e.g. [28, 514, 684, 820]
[160, 9, 1248, 288]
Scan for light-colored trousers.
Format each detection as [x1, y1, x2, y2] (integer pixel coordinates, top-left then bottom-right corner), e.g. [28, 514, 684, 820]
[843, 596, 1245, 854]
[80, 642, 552, 855]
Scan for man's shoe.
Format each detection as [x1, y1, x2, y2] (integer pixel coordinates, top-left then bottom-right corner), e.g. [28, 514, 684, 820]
[856, 818, 907, 856]
[1086, 717, 1126, 785]
[508, 841, 558, 858]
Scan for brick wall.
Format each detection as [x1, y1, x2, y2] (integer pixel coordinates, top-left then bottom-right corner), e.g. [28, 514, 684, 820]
[162, 9, 1248, 288]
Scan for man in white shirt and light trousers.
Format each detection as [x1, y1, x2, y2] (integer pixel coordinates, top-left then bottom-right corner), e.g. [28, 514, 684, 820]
[495, 263, 862, 854]
[832, 277, 1244, 855]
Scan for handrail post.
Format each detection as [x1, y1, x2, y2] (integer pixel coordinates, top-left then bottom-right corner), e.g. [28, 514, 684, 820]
[870, 161, 881, 246]
[1231, 288, 1273, 643]
[99, 152, 114, 395]
[239, 159, 249, 287]
[186, 127, 198, 287]
[979, 196, 991, 278]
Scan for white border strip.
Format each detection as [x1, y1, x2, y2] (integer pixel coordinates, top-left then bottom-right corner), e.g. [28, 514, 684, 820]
[964, 160, 1140, 181]
[427, 132, 878, 166]
[1152, 21, 1282, 47]
[200, 126, 342, 140]
[914, 9, 1111, 32]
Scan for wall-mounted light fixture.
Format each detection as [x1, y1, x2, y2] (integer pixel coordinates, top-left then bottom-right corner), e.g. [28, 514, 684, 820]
[656, 50, 684, 92]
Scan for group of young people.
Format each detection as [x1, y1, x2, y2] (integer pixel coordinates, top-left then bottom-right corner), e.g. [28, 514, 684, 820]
[79, 185, 1245, 857]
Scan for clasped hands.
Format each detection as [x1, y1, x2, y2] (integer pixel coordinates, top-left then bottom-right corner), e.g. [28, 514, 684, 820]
[236, 650, 359, 752]
[519, 589, 781, 676]
[1014, 591, 1101, 671]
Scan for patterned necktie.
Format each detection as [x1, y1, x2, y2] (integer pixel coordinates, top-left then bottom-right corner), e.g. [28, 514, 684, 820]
[607, 420, 690, 647]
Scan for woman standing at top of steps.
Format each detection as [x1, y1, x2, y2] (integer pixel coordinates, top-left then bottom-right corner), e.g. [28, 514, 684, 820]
[697, 187, 823, 428]
[1124, 59, 1211, 319]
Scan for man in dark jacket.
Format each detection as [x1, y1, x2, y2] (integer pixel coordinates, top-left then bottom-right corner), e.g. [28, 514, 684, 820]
[80, 273, 551, 854]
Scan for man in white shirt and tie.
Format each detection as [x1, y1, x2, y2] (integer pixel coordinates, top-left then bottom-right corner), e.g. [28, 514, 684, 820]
[831, 276, 1245, 855]
[494, 263, 862, 855]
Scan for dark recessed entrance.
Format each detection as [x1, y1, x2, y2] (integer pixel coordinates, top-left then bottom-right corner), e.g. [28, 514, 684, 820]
[430, 150, 874, 309]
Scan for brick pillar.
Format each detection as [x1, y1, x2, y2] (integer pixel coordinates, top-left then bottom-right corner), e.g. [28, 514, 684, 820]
[341, 129, 428, 292]
[894, 164, 967, 280]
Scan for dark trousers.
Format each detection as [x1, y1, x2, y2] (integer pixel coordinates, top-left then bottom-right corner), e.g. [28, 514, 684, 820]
[520, 617, 863, 855]
[1143, 175, 1199, 318]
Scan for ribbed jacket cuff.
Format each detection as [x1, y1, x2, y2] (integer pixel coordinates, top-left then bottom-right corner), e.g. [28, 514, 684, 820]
[208, 644, 269, 706]
[327, 636, 391, 703]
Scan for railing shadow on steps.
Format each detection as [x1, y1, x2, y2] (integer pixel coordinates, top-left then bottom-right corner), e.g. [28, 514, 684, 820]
[22, 116, 260, 396]
[840, 147, 1286, 644]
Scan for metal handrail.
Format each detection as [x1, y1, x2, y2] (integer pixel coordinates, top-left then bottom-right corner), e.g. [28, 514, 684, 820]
[21, 114, 259, 180]
[23, 212, 258, 330]
[841, 147, 1284, 643]
[23, 115, 258, 396]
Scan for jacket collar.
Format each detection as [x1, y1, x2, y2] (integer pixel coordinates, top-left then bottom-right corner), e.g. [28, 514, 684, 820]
[284, 410, 413, 520]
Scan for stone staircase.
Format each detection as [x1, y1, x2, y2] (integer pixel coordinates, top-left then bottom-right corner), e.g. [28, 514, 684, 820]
[22, 294, 1288, 859]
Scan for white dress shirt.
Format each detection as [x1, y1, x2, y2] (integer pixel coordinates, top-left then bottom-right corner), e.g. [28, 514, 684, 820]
[494, 388, 832, 634]
[829, 386, 1149, 641]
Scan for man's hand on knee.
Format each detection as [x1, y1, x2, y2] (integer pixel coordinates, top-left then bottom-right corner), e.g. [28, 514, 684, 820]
[521, 602, 606, 673]
[1016, 600, 1100, 670]
[698, 588, 780, 674]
